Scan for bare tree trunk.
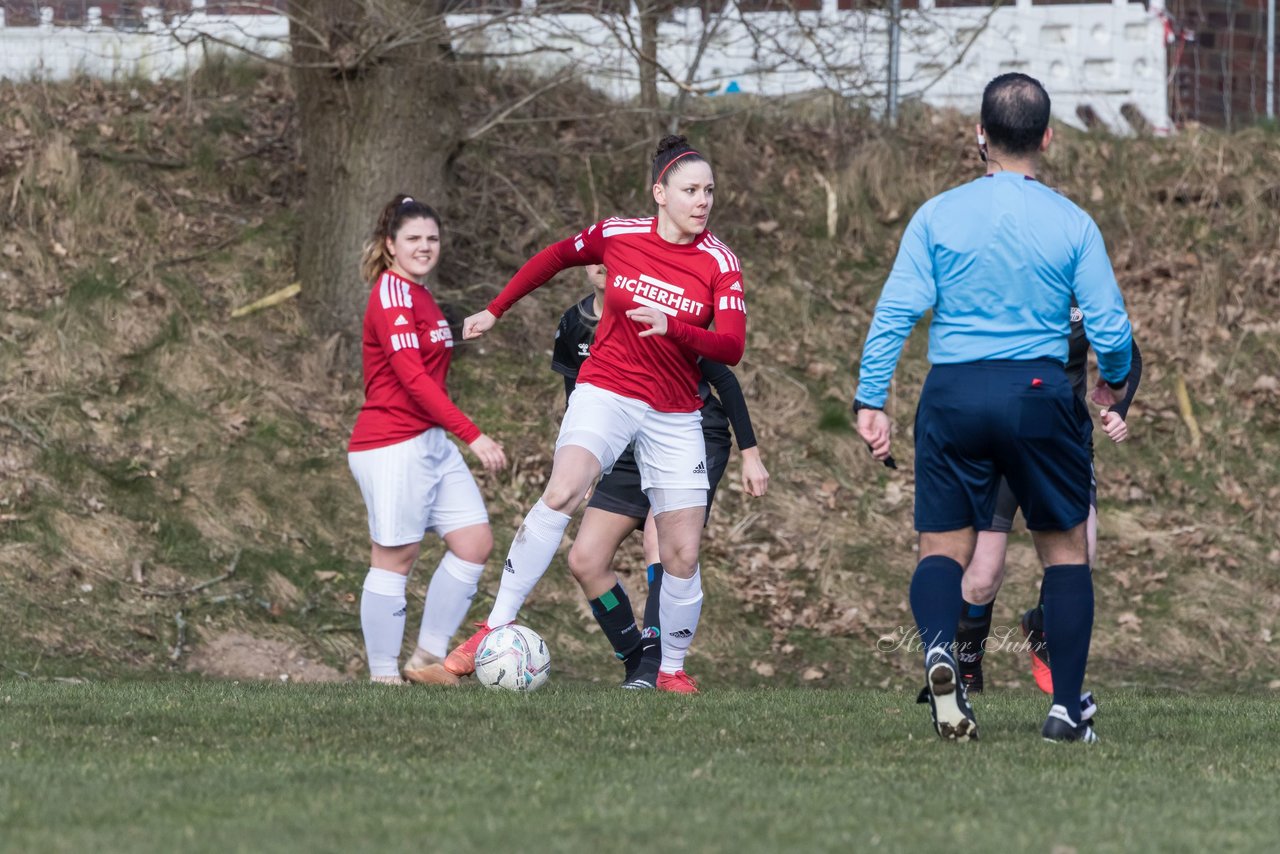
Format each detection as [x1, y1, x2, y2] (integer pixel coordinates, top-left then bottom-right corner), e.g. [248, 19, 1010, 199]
[290, 0, 462, 344]
[638, 0, 662, 134]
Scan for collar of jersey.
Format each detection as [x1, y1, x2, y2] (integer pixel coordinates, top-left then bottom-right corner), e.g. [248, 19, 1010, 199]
[648, 217, 712, 249]
[384, 268, 428, 292]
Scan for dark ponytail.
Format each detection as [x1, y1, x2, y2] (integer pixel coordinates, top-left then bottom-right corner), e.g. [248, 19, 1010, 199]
[651, 134, 707, 186]
[360, 194, 441, 285]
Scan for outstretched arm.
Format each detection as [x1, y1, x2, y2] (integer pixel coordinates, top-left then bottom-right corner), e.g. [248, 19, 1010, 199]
[467, 229, 605, 339]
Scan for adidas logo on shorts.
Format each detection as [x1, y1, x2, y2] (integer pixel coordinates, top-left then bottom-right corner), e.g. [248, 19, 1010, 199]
[668, 628, 693, 639]
[692, 461, 706, 475]
[503, 558, 514, 574]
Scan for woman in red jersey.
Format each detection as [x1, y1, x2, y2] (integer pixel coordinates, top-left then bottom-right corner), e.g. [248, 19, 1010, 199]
[556, 265, 770, 690]
[347, 195, 506, 685]
[444, 136, 748, 693]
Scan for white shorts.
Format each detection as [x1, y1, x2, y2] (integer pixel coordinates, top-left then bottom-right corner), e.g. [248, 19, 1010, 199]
[556, 383, 708, 492]
[348, 429, 489, 547]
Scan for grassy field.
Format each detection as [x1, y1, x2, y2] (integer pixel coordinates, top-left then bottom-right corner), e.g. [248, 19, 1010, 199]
[2, 680, 1278, 853]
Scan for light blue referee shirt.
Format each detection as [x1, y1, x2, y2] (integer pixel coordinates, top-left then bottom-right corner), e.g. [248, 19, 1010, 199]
[855, 172, 1133, 408]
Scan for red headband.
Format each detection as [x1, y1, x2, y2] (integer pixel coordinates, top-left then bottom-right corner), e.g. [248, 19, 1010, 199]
[656, 150, 700, 185]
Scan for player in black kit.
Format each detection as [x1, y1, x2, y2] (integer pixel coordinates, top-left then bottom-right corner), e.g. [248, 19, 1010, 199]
[953, 302, 1143, 696]
[554, 265, 769, 691]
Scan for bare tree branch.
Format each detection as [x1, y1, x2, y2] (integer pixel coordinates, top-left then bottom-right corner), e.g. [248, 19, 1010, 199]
[465, 67, 575, 141]
[668, 3, 735, 132]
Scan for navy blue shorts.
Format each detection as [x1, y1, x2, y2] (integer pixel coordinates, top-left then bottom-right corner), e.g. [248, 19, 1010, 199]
[985, 467, 1097, 534]
[913, 360, 1091, 533]
[587, 429, 731, 525]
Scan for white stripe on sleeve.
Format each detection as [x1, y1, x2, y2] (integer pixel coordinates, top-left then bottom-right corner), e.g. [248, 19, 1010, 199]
[697, 242, 730, 273]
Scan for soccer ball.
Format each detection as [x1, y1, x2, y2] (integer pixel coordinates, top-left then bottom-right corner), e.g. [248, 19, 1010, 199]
[474, 624, 551, 692]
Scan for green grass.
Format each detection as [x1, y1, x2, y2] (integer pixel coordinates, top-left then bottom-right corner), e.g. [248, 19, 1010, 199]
[1, 683, 1277, 853]
[66, 268, 125, 307]
[817, 400, 855, 433]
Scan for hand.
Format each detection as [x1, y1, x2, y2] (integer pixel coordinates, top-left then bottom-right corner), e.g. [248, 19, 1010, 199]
[857, 408, 892, 462]
[463, 310, 497, 340]
[1100, 409, 1129, 443]
[468, 434, 507, 472]
[739, 447, 769, 497]
[625, 306, 668, 338]
[1090, 378, 1128, 408]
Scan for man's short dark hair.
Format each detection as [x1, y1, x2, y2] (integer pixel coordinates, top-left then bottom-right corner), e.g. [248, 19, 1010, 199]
[981, 74, 1051, 155]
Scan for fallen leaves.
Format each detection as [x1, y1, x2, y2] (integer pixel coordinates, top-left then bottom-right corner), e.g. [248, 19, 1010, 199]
[1117, 612, 1143, 630]
[224, 414, 249, 436]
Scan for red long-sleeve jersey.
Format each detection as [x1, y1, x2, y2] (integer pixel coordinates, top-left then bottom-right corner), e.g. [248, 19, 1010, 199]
[349, 270, 481, 451]
[488, 217, 747, 413]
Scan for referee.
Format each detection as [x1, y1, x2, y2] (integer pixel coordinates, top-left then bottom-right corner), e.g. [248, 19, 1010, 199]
[854, 73, 1133, 743]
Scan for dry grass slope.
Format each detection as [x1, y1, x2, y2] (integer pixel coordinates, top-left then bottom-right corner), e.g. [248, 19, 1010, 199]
[1, 63, 1277, 690]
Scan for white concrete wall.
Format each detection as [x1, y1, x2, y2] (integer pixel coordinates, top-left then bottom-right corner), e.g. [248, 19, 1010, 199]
[908, 0, 1171, 134]
[0, 5, 289, 82]
[0, 1, 1170, 133]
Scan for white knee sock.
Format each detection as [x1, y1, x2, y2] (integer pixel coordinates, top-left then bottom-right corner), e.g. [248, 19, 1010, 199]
[361, 568, 408, 678]
[488, 499, 571, 626]
[417, 552, 486, 657]
[659, 566, 703, 674]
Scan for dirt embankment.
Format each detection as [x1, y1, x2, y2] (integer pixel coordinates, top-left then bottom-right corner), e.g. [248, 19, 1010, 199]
[1, 66, 1277, 688]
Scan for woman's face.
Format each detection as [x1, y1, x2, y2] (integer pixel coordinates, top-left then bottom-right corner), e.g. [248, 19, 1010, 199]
[386, 216, 440, 281]
[584, 264, 607, 296]
[654, 160, 714, 238]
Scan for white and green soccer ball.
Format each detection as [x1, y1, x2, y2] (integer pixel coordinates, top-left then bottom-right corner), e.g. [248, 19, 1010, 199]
[474, 624, 551, 692]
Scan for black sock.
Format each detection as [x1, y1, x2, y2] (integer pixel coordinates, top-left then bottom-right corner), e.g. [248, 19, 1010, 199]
[1041, 563, 1093, 721]
[1033, 584, 1047, 636]
[956, 598, 994, 672]
[1023, 584, 1047, 639]
[641, 563, 663, 664]
[909, 555, 964, 659]
[589, 582, 642, 664]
